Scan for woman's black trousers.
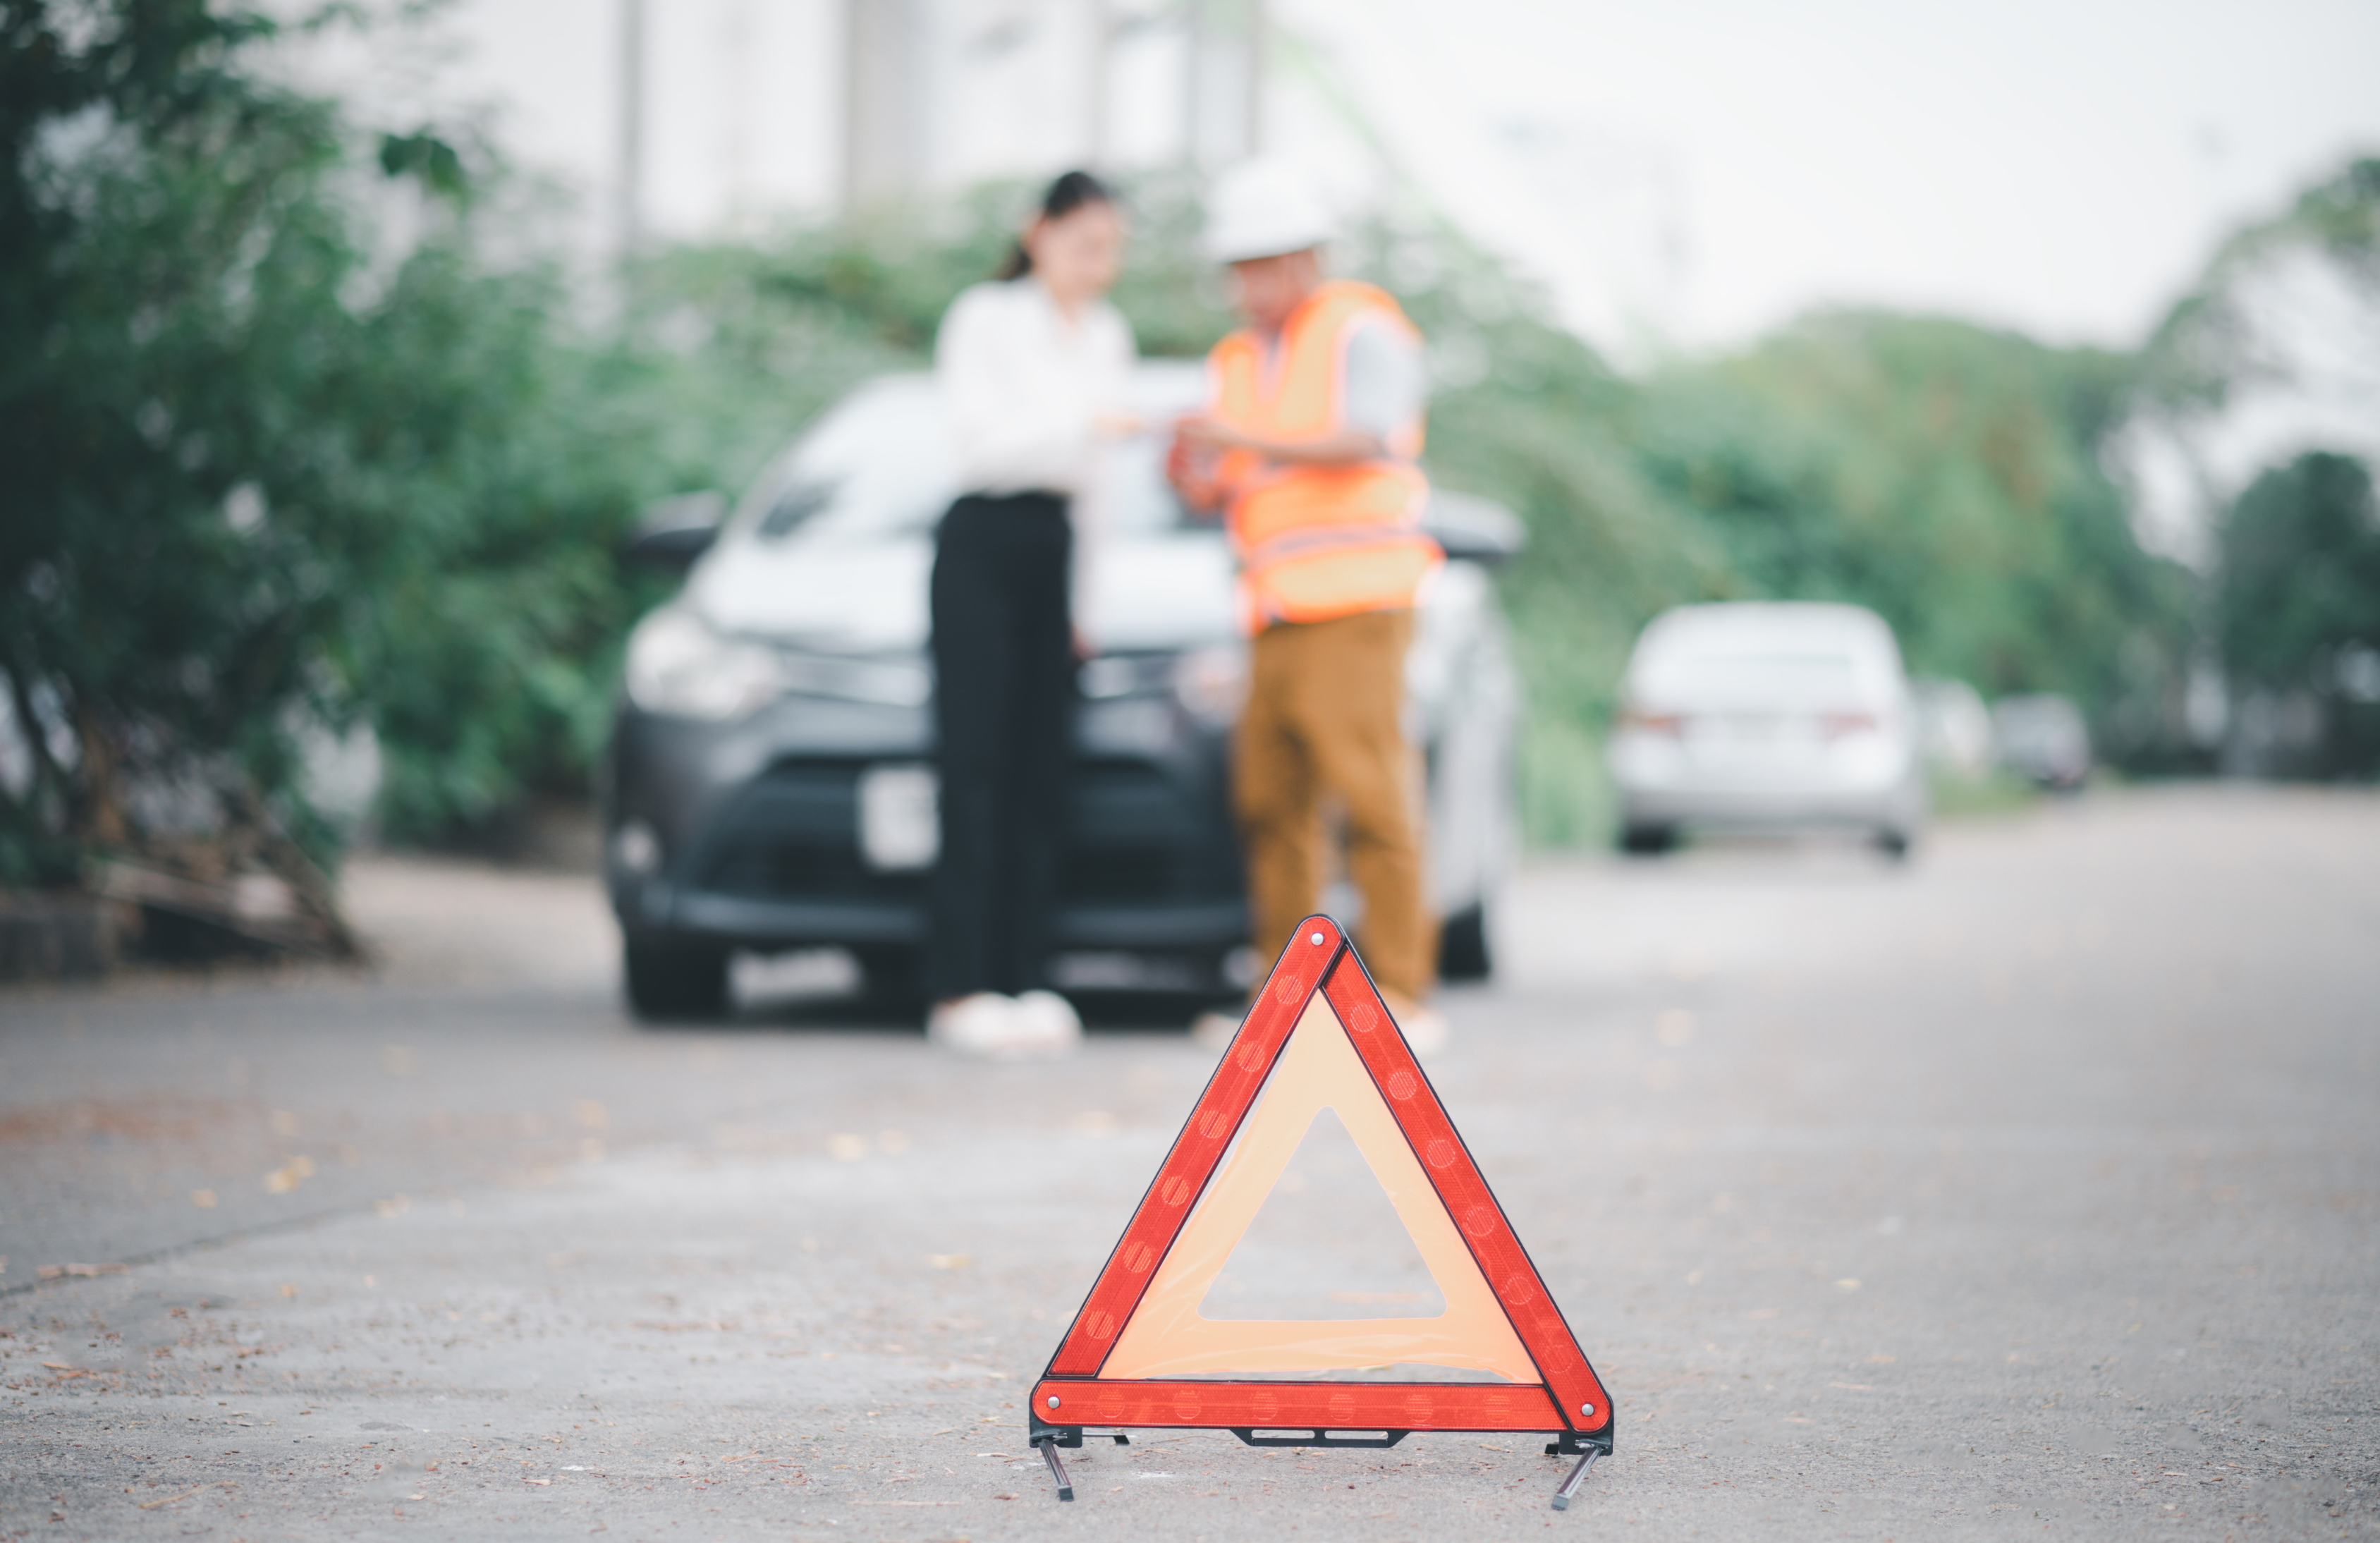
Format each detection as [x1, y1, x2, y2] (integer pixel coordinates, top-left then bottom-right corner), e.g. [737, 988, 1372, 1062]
[926, 491, 1074, 1000]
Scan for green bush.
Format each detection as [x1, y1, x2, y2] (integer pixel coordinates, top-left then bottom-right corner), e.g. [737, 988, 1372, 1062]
[3, 1, 372, 886]
[2218, 451, 2380, 776]
[0, 3, 682, 877]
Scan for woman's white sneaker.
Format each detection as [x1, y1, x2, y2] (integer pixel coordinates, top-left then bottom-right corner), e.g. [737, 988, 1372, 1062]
[1010, 990, 1085, 1059]
[928, 992, 1018, 1056]
[1395, 1004, 1449, 1057]
[1381, 990, 1449, 1058]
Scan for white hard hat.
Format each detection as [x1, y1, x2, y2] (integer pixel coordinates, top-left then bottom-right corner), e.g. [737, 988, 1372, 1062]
[1203, 159, 1336, 264]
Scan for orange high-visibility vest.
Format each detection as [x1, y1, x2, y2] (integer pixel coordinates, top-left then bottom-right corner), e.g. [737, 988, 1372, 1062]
[1209, 280, 1443, 631]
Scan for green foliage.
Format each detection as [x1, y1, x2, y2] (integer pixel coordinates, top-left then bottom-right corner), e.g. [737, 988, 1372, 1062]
[1324, 232, 2190, 835]
[0, 1, 2202, 886]
[1, 0, 358, 884]
[1329, 226, 1719, 840]
[377, 129, 468, 200]
[2221, 452, 2380, 683]
[614, 172, 1233, 464]
[2137, 157, 2380, 417]
[0, 1, 687, 878]
[2127, 154, 2379, 776]
[328, 251, 683, 843]
[1636, 313, 2185, 712]
[2217, 451, 2380, 774]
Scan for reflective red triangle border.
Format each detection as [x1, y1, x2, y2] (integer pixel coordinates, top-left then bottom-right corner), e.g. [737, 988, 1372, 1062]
[1030, 915, 1615, 1446]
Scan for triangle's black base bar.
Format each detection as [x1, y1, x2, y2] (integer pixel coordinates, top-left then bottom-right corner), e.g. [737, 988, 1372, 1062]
[1025, 1411, 1613, 1509]
[1230, 1427, 1409, 1449]
[1028, 1414, 1132, 1450]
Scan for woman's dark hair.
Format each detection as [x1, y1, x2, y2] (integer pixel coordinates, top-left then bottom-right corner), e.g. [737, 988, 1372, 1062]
[998, 169, 1114, 281]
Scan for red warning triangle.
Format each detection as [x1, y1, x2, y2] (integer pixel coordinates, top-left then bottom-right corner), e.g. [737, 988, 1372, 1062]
[1032, 916, 1613, 1448]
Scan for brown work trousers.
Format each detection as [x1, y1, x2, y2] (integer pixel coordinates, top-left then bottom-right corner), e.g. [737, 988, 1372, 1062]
[1233, 609, 1435, 1003]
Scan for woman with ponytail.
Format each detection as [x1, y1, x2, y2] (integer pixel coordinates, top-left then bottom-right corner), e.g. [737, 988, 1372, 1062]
[926, 171, 1135, 1058]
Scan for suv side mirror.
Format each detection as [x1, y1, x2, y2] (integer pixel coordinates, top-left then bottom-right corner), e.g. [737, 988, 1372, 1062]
[625, 491, 727, 571]
[1423, 489, 1527, 565]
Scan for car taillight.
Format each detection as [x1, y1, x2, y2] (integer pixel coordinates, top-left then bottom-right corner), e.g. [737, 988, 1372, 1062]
[1819, 711, 1880, 739]
[1620, 706, 1685, 736]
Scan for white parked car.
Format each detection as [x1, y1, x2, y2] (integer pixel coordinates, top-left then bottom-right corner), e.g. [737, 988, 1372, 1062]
[1607, 602, 1927, 856]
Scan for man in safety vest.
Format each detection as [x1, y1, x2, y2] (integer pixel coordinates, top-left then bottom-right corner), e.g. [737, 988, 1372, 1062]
[1168, 159, 1447, 1051]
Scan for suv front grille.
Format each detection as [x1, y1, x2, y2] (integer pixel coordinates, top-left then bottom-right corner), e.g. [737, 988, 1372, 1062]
[695, 759, 1235, 905]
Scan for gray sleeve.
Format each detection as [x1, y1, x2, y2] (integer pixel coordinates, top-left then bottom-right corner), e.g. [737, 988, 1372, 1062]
[1339, 320, 1426, 444]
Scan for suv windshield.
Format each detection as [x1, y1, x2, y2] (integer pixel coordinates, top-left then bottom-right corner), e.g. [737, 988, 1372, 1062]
[737, 371, 1205, 543]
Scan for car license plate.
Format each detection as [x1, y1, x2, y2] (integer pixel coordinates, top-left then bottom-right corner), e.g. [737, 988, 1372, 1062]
[858, 763, 939, 871]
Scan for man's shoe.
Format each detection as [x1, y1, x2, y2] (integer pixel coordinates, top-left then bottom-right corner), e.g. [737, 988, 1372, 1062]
[1190, 1008, 1245, 1053]
[1381, 990, 1449, 1058]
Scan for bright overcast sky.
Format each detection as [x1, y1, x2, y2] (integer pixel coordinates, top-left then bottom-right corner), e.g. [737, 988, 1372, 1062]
[397, 0, 2380, 359]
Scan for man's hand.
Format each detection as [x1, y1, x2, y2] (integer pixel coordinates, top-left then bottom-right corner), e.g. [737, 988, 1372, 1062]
[1174, 413, 1386, 468]
[1166, 422, 1226, 514]
[1171, 415, 1251, 455]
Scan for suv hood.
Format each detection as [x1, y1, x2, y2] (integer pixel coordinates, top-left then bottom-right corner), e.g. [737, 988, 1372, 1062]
[685, 529, 1240, 656]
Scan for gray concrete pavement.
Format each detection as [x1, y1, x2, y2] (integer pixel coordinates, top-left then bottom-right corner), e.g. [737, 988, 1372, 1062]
[2, 785, 2376, 1541]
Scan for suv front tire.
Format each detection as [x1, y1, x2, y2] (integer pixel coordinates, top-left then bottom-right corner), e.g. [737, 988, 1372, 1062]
[624, 935, 731, 1022]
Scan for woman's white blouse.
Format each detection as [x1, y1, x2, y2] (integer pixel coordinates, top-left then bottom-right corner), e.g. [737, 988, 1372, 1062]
[936, 278, 1135, 497]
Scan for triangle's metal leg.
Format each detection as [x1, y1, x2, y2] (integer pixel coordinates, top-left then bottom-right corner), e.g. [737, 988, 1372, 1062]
[1551, 1448, 1599, 1511]
[1035, 1437, 1075, 1501]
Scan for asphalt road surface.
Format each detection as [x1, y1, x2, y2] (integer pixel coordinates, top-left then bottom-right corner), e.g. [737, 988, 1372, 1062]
[2, 785, 2375, 1542]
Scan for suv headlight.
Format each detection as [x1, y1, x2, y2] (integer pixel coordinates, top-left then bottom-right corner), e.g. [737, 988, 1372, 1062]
[624, 609, 781, 721]
[1172, 644, 1247, 728]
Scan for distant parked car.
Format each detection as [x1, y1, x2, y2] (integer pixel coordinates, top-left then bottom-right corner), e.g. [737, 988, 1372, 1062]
[1992, 693, 2091, 789]
[599, 365, 1523, 1019]
[1913, 677, 1995, 779]
[1607, 602, 1927, 856]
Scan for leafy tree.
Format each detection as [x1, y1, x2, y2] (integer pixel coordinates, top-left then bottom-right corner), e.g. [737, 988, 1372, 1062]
[2123, 155, 2380, 774]
[1319, 241, 2189, 831]
[1334, 222, 1727, 841]
[1, 0, 372, 901]
[331, 252, 685, 846]
[1635, 314, 2189, 726]
[2135, 157, 2380, 422]
[2218, 451, 2380, 774]
[0, 2, 690, 904]
[617, 171, 1229, 433]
